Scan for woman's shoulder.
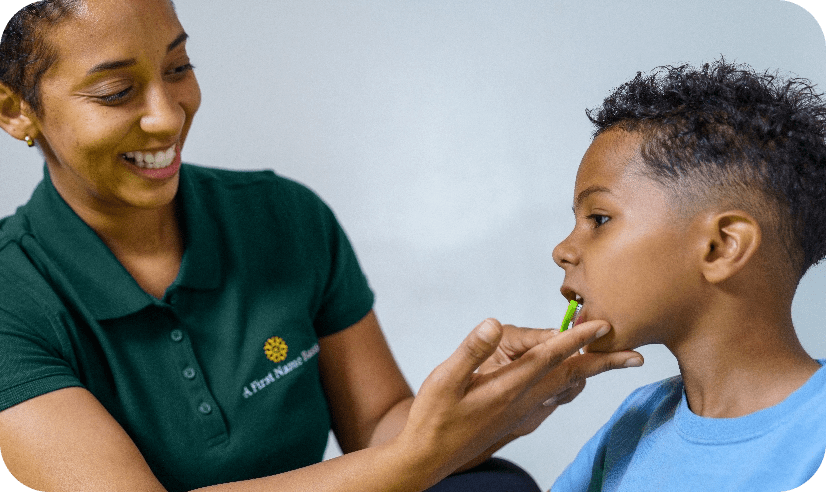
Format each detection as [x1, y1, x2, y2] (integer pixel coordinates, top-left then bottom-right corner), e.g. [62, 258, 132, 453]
[0, 232, 64, 320]
[179, 163, 337, 228]
[181, 163, 315, 193]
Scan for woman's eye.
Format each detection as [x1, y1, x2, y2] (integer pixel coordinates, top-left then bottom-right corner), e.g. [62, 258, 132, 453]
[98, 87, 133, 104]
[166, 63, 195, 78]
[587, 214, 610, 228]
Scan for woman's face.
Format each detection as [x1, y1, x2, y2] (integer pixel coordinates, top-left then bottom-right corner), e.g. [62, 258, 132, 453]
[30, 0, 201, 213]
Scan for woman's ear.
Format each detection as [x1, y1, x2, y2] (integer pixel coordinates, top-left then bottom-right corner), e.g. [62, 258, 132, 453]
[0, 82, 38, 143]
[699, 210, 761, 284]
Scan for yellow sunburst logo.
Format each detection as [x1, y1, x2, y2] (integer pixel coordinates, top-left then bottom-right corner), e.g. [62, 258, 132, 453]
[264, 336, 288, 363]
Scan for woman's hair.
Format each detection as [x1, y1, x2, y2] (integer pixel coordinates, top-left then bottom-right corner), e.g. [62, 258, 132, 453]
[0, 0, 84, 116]
[0, 0, 176, 116]
[588, 58, 826, 279]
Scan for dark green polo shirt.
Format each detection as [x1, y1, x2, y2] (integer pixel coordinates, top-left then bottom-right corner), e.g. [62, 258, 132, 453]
[0, 164, 374, 491]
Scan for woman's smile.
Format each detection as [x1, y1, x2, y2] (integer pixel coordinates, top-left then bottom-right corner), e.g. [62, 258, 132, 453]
[28, 0, 201, 213]
[122, 143, 182, 179]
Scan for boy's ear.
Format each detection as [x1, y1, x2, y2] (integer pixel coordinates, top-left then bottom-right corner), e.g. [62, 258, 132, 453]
[698, 210, 761, 284]
[0, 82, 38, 143]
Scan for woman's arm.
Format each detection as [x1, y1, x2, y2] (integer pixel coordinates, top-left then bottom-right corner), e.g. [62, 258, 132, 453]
[0, 317, 640, 492]
[0, 385, 428, 492]
[0, 387, 168, 492]
[315, 311, 594, 469]
[317, 310, 415, 452]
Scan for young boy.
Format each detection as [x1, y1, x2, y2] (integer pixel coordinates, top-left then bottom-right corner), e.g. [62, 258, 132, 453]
[550, 59, 826, 491]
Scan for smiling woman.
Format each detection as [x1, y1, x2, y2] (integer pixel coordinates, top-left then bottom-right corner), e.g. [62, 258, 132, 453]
[0, 1, 643, 491]
[29, 0, 198, 209]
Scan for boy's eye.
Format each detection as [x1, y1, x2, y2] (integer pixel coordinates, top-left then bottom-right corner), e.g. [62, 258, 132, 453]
[587, 214, 610, 228]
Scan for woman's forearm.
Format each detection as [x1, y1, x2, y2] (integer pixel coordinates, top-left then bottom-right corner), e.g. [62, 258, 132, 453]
[192, 437, 437, 492]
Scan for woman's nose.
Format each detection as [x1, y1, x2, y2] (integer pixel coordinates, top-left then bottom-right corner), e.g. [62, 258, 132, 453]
[140, 84, 184, 138]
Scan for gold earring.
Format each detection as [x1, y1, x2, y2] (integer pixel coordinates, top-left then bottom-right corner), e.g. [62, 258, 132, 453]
[24, 135, 34, 147]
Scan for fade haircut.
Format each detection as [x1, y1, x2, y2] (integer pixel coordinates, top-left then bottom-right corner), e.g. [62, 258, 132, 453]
[587, 58, 826, 280]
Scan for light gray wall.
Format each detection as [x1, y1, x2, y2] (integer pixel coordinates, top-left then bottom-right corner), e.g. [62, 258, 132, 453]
[1, 1, 824, 488]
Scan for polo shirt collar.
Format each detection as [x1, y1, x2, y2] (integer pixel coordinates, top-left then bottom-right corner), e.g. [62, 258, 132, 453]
[23, 164, 221, 320]
[174, 165, 221, 292]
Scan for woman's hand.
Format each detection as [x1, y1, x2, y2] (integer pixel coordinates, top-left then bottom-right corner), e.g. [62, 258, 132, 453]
[481, 322, 642, 438]
[396, 318, 643, 485]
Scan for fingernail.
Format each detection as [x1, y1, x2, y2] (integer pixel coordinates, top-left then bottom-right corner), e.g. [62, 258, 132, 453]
[624, 357, 643, 368]
[542, 396, 559, 407]
[595, 325, 610, 338]
[477, 319, 500, 344]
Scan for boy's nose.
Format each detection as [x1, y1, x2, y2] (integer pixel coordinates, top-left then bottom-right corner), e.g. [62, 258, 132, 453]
[552, 233, 578, 268]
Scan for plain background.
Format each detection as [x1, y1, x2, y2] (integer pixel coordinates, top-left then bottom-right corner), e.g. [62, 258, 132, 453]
[1, 1, 825, 489]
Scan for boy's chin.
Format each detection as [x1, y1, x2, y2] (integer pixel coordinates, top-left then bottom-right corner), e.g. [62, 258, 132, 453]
[584, 332, 626, 353]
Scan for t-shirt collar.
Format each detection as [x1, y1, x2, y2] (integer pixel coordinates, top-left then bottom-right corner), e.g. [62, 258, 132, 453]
[675, 360, 826, 443]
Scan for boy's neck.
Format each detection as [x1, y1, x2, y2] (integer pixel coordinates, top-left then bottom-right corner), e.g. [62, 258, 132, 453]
[669, 298, 819, 419]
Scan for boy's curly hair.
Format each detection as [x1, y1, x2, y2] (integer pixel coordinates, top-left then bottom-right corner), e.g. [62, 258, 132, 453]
[587, 58, 826, 280]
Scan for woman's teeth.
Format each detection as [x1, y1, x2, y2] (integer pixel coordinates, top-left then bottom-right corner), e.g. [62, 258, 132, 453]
[123, 144, 176, 169]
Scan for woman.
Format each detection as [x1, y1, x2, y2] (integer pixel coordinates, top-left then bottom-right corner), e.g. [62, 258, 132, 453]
[0, 1, 643, 491]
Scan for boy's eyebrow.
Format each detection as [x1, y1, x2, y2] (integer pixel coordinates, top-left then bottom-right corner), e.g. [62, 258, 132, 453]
[85, 32, 189, 76]
[572, 185, 612, 212]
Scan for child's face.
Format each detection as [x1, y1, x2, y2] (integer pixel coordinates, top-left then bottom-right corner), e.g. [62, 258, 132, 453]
[553, 128, 702, 352]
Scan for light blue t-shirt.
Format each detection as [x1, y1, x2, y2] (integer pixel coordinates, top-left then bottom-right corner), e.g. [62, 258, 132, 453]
[552, 360, 826, 492]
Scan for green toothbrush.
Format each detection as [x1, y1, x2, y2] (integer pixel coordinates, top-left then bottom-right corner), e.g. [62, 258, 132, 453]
[559, 299, 581, 332]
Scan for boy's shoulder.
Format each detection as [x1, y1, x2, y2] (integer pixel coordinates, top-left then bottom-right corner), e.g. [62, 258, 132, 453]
[610, 374, 684, 424]
[553, 364, 826, 491]
[612, 360, 826, 438]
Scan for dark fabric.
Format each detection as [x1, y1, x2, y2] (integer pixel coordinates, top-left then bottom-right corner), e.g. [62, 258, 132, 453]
[427, 458, 542, 492]
[0, 164, 375, 491]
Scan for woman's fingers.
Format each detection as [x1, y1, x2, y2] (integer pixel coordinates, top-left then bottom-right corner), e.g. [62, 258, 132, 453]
[475, 321, 642, 412]
[543, 379, 586, 408]
[434, 318, 504, 389]
[492, 324, 554, 360]
[401, 318, 644, 481]
[525, 349, 643, 411]
[531, 320, 611, 367]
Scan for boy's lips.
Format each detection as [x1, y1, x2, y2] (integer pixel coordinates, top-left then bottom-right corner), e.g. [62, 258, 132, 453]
[560, 286, 585, 307]
[560, 285, 587, 326]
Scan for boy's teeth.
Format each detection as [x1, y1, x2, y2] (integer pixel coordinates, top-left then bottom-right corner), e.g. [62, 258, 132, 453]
[123, 144, 176, 169]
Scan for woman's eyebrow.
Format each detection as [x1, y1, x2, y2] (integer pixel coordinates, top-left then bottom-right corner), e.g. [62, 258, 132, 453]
[85, 31, 189, 76]
[86, 59, 136, 75]
[167, 32, 189, 52]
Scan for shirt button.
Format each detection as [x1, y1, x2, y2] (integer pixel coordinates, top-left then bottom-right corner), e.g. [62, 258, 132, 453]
[170, 330, 183, 342]
[198, 402, 212, 415]
[182, 367, 196, 380]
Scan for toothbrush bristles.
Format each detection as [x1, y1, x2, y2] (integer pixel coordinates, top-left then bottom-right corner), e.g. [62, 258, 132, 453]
[571, 304, 582, 329]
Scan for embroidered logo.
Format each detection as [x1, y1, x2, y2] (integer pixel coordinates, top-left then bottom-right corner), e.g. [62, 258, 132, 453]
[263, 336, 288, 363]
[242, 342, 321, 399]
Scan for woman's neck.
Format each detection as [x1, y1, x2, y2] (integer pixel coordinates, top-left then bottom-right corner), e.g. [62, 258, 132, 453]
[65, 193, 184, 299]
